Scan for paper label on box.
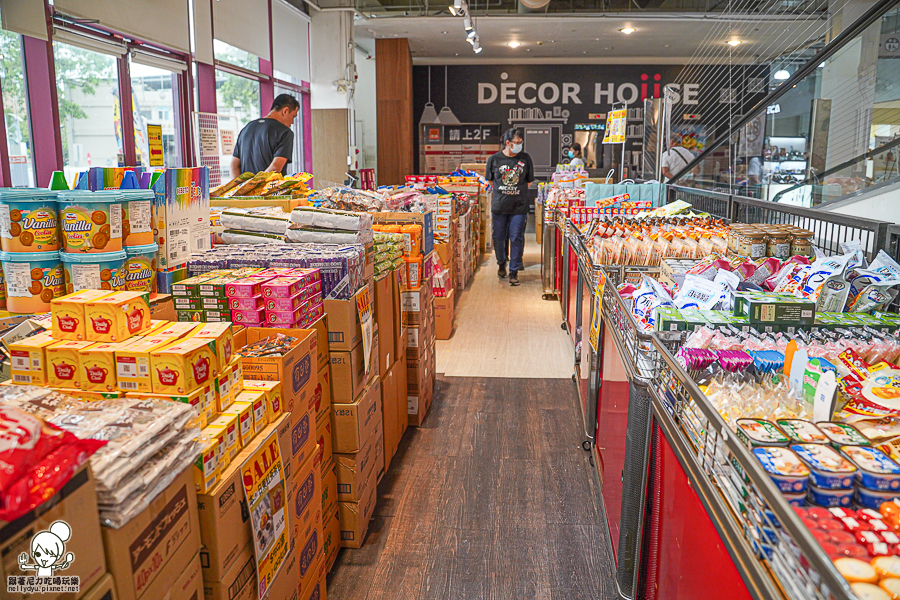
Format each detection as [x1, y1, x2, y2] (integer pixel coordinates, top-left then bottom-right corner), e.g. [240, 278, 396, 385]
[243, 429, 289, 598]
[129, 200, 152, 234]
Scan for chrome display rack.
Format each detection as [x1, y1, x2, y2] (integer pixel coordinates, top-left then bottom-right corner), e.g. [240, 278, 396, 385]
[596, 261, 859, 600]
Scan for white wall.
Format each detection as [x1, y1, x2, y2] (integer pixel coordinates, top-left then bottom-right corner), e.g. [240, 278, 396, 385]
[827, 188, 900, 224]
[354, 46, 377, 173]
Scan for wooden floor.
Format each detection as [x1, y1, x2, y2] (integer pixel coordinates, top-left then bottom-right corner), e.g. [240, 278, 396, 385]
[327, 377, 618, 600]
[436, 225, 573, 379]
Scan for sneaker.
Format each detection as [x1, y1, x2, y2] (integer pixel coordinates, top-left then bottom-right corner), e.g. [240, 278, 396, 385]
[498, 263, 507, 278]
[509, 272, 520, 286]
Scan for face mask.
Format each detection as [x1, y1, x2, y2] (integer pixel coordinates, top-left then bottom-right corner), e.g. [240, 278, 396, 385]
[510, 143, 523, 154]
[568, 151, 575, 158]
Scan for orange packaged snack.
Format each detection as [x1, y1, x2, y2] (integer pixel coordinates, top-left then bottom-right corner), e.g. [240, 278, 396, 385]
[84, 290, 151, 342]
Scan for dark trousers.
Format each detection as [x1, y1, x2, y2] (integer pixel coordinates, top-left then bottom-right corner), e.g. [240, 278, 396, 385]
[492, 212, 527, 273]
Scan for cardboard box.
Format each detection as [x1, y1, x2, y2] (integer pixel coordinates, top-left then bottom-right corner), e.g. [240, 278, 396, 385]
[80, 572, 117, 600]
[408, 382, 433, 427]
[434, 241, 454, 268]
[300, 571, 327, 600]
[241, 328, 317, 475]
[338, 473, 377, 549]
[8, 330, 55, 385]
[170, 552, 204, 600]
[397, 352, 409, 438]
[115, 336, 178, 393]
[434, 289, 455, 340]
[198, 415, 291, 582]
[374, 273, 394, 376]
[1, 465, 107, 600]
[374, 425, 385, 483]
[324, 294, 363, 352]
[334, 417, 382, 502]
[46, 340, 94, 388]
[84, 291, 152, 342]
[401, 280, 434, 327]
[268, 547, 302, 600]
[329, 342, 366, 402]
[381, 360, 399, 469]
[150, 337, 218, 395]
[390, 270, 404, 351]
[292, 452, 322, 541]
[190, 322, 235, 372]
[293, 497, 323, 596]
[332, 376, 381, 454]
[373, 211, 434, 256]
[316, 364, 332, 425]
[322, 509, 340, 573]
[303, 315, 329, 371]
[202, 543, 255, 600]
[51, 289, 114, 341]
[316, 414, 333, 475]
[321, 459, 338, 523]
[102, 466, 200, 600]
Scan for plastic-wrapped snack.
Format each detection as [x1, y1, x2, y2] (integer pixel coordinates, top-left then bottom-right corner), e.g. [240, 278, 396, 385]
[632, 275, 674, 331]
[849, 281, 900, 313]
[289, 206, 375, 232]
[674, 275, 722, 310]
[220, 207, 291, 235]
[623, 236, 640, 266]
[682, 237, 701, 259]
[211, 172, 253, 198]
[745, 257, 781, 287]
[221, 230, 289, 245]
[801, 254, 853, 300]
[0, 406, 106, 521]
[286, 226, 374, 245]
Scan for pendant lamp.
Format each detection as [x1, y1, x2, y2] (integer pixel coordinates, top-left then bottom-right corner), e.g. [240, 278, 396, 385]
[436, 66, 460, 123]
[419, 66, 439, 124]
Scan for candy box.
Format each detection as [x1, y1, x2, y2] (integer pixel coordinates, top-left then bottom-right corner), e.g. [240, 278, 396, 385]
[229, 356, 244, 395]
[225, 277, 266, 298]
[174, 296, 229, 311]
[79, 341, 124, 392]
[201, 310, 231, 322]
[46, 340, 94, 388]
[261, 277, 303, 299]
[207, 412, 240, 461]
[234, 390, 268, 434]
[230, 295, 264, 310]
[222, 401, 254, 447]
[150, 336, 218, 394]
[267, 309, 302, 326]
[190, 322, 234, 371]
[300, 303, 324, 327]
[242, 379, 283, 422]
[194, 430, 220, 494]
[51, 289, 114, 340]
[84, 290, 151, 342]
[115, 335, 183, 393]
[8, 331, 55, 385]
[231, 307, 265, 325]
[171, 274, 218, 297]
[215, 368, 234, 412]
[265, 292, 305, 312]
[197, 275, 240, 298]
[151, 321, 200, 339]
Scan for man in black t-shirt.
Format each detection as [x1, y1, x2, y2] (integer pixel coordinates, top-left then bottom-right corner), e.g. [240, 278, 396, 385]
[485, 127, 535, 286]
[230, 94, 300, 177]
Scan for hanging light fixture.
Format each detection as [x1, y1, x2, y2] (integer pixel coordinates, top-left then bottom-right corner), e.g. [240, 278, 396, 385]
[773, 69, 790, 80]
[419, 66, 439, 124]
[437, 66, 461, 123]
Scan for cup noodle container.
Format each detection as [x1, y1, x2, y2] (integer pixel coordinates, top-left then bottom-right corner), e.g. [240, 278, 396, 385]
[119, 189, 155, 247]
[57, 190, 123, 253]
[0, 189, 59, 252]
[123, 243, 159, 293]
[60, 249, 127, 294]
[0, 250, 65, 314]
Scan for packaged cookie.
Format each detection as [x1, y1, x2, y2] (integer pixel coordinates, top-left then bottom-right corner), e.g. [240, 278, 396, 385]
[123, 243, 158, 292]
[0, 250, 65, 314]
[60, 249, 127, 294]
[0, 189, 59, 252]
[57, 190, 123, 254]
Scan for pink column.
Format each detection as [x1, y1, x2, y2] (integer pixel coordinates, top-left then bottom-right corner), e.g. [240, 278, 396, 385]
[22, 35, 63, 186]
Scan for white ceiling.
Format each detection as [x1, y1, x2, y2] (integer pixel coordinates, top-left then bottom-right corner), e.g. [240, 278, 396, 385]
[355, 15, 829, 63]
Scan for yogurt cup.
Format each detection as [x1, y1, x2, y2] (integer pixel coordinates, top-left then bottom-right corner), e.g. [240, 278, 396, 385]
[0, 189, 59, 252]
[855, 486, 898, 511]
[792, 443, 857, 489]
[57, 190, 123, 253]
[753, 447, 810, 493]
[736, 418, 790, 448]
[0, 251, 65, 314]
[119, 189, 154, 247]
[807, 483, 854, 508]
[841, 446, 900, 491]
[60, 250, 127, 294]
[123, 243, 159, 293]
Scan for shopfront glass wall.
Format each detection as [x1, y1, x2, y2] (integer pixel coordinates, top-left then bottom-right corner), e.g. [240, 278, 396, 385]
[53, 41, 122, 181]
[0, 26, 34, 186]
[130, 62, 181, 168]
[275, 82, 305, 174]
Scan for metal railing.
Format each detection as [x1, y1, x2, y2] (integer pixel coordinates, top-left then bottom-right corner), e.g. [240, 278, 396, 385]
[669, 185, 894, 259]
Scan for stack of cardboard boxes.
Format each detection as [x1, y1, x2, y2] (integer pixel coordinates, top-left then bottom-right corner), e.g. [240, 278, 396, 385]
[403, 275, 436, 426]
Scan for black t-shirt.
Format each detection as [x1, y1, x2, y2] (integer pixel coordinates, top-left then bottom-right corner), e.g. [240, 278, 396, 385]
[233, 118, 294, 175]
[485, 151, 535, 215]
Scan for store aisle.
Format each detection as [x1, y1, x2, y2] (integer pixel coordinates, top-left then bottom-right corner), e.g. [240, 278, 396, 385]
[436, 229, 572, 378]
[327, 377, 617, 600]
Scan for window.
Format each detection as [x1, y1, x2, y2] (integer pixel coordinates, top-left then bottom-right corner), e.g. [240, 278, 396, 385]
[275, 84, 305, 174]
[214, 39, 259, 71]
[53, 41, 122, 179]
[131, 61, 180, 168]
[0, 28, 34, 186]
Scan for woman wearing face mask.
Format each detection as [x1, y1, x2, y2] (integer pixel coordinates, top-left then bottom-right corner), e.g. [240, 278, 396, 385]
[485, 127, 535, 286]
[567, 142, 585, 169]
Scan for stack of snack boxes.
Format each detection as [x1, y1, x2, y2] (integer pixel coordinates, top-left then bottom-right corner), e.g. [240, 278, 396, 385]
[173, 267, 324, 327]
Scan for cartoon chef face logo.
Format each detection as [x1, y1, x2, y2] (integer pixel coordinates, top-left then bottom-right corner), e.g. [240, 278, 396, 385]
[19, 521, 75, 577]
